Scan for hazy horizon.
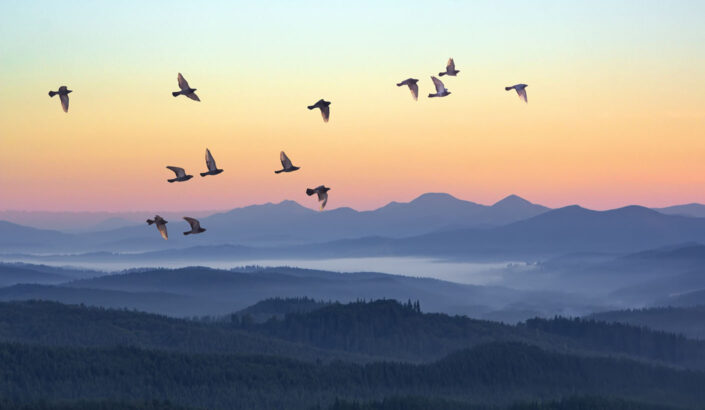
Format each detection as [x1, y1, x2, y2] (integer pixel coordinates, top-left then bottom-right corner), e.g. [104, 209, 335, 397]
[2, 191, 705, 214]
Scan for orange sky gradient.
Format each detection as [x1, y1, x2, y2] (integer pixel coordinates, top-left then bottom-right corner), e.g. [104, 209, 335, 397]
[1, 1, 704, 212]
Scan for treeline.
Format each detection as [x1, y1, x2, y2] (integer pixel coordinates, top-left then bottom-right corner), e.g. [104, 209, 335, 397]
[0, 341, 704, 409]
[588, 306, 705, 340]
[234, 299, 522, 361]
[0, 300, 363, 362]
[4, 299, 705, 370]
[233, 297, 331, 323]
[524, 317, 705, 368]
[234, 299, 705, 369]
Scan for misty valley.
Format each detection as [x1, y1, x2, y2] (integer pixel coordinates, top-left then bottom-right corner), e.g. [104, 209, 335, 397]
[1, 194, 705, 408]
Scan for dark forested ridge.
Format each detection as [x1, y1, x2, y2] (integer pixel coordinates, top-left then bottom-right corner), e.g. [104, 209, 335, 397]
[234, 296, 332, 323]
[0, 300, 372, 362]
[588, 306, 705, 340]
[524, 316, 705, 368]
[235, 299, 705, 369]
[3, 299, 705, 369]
[0, 342, 704, 410]
[3, 299, 705, 409]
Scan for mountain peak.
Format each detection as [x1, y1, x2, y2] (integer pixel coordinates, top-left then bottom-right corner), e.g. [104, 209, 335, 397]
[410, 193, 460, 203]
[492, 194, 532, 207]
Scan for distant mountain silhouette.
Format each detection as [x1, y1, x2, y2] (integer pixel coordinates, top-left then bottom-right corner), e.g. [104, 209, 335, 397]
[385, 205, 705, 258]
[10, 197, 705, 259]
[0, 264, 67, 287]
[653, 203, 705, 218]
[0, 193, 549, 252]
[0, 221, 74, 251]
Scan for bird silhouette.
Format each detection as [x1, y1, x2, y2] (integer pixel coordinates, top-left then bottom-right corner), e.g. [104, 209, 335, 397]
[396, 78, 419, 101]
[306, 185, 331, 210]
[200, 148, 223, 177]
[275, 151, 300, 174]
[308, 99, 331, 122]
[428, 76, 451, 98]
[48, 86, 72, 113]
[183, 217, 206, 235]
[166, 166, 193, 183]
[438, 58, 459, 77]
[146, 215, 168, 240]
[505, 84, 528, 103]
[172, 73, 200, 101]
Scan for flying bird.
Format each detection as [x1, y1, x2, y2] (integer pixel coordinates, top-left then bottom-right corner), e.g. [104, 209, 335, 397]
[396, 78, 419, 101]
[183, 217, 206, 235]
[166, 166, 193, 183]
[200, 148, 223, 177]
[438, 58, 459, 77]
[308, 99, 331, 123]
[306, 185, 331, 210]
[146, 215, 168, 240]
[172, 73, 200, 101]
[48, 86, 72, 113]
[275, 151, 300, 174]
[505, 84, 528, 103]
[428, 76, 451, 98]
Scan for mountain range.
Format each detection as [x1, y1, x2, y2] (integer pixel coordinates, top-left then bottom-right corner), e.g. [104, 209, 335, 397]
[4, 193, 705, 261]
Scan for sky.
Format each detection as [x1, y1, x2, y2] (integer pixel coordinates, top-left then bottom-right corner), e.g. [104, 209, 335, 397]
[1, 0, 704, 212]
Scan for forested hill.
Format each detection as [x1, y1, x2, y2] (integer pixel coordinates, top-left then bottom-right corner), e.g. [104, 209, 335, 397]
[0, 341, 704, 410]
[0, 300, 370, 362]
[237, 299, 705, 369]
[234, 296, 331, 323]
[3, 299, 705, 371]
[587, 305, 705, 340]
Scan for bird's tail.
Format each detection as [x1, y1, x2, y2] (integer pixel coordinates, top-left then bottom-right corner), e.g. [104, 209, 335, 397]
[307, 105, 315, 110]
[505, 87, 512, 91]
[183, 231, 191, 236]
[438, 72, 446, 77]
[306, 188, 315, 196]
[48, 91, 57, 97]
[200, 172, 209, 177]
[172, 91, 181, 97]
[428, 94, 436, 98]
[396, 83, 403, 87]
[146, 219, 155, 225]
[167, 178, 176, 183]
[274, 169, 284, 174]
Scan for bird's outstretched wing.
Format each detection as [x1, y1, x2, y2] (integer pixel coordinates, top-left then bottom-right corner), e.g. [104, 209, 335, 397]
[320, 105, 330, 122]
[280, 151, 293, 169]
[185, 92, 200, 102]
[157, 223, 168, 240]
[409, 82, 419, 100]
[183, 217, 200, 231]
[516, 88, 528, 103]
[59, 94, 69, 113]
[205, 149, 217, 171]
[447, 58, 455, 71]
[431, 76, 445, 93]
[167, 166, 186, 177]
[177, 73, 191, 91]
